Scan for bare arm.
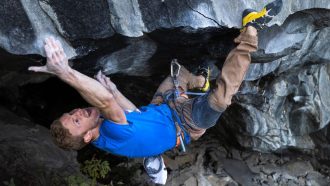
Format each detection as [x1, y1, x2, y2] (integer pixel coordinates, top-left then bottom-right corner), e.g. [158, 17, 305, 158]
[95, 71, 138, 112]
[28, 37, 127, 123]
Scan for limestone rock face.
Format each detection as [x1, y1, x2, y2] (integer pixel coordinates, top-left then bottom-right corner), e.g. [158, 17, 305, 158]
[217, 9, 330, 152]
[0, 0, 328, 58]
[247, 9, 330, 80]
[98, 38, 157, 76]
[0, 106, 83, 185]
[0, 0, 76, 57]
[0, 0, 330, 154]
[220, 63, 330, 152]
[0, 1, 330, 184]
[39, 0, 115, 39]
[39, 0, 330, 37]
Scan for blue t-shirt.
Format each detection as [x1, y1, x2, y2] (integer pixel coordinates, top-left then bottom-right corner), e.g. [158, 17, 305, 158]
[92, 104, 178, 158]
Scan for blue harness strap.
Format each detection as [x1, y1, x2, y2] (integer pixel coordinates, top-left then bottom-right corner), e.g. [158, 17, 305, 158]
[162, 89, 187, 152]
[172, 107, 186, 152]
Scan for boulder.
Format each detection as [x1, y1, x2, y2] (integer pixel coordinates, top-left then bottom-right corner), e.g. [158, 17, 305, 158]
[0, 106, 84, 185]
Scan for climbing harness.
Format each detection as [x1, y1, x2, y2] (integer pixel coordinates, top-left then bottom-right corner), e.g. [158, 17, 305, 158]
[171, 106, 186, 153]
[162, 88, 186, 152]
[165, 59, 208, 153]
[169, 59, 190, 152]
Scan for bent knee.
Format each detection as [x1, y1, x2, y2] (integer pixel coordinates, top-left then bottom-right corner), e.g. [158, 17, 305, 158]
[207, 93, 230, 112]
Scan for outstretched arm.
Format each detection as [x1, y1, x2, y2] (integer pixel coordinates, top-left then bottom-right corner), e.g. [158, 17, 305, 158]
[95, 71, 138, 112]
[28, 37, 127, 123]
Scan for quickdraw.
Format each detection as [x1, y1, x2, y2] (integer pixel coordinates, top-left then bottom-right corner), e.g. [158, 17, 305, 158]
[168, 59, 207, 153]
[171, 59, 207, 97]
[170, 59, 181, 99]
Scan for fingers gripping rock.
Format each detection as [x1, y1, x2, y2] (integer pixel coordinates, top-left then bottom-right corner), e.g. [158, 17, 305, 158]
[28, 36, 70, 75]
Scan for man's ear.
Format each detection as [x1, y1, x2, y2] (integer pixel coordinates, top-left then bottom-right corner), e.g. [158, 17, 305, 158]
[83, 131, 93, 143]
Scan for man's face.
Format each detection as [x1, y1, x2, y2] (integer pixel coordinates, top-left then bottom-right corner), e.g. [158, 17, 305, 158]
[59, 107, 100, 137]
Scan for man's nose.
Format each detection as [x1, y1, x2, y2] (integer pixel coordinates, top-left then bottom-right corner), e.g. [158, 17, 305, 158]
[75, 109, 82, 116]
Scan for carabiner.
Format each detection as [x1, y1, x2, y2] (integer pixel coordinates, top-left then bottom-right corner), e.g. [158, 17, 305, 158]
[171, 59, 181, 78]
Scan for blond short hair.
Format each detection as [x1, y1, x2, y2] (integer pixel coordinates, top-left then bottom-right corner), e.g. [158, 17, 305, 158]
[50, 119, 87, 150]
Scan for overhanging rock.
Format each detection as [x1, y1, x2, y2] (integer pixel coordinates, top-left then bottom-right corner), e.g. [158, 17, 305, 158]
[0, 0, 329, 58]
[0, 0, 329, 153]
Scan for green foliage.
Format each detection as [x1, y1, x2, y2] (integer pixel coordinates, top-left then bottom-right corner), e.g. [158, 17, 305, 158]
[66, 175, 90, 186]
[3, 178, 15, 186]
[81, 157, 111, 185]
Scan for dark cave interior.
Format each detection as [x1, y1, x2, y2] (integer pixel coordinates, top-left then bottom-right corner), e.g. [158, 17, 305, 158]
[1, 25, 330, 185]
[0, 27, 242, 184]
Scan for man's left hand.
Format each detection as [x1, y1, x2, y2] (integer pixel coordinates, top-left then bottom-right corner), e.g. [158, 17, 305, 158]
[28, 37, 70, 76]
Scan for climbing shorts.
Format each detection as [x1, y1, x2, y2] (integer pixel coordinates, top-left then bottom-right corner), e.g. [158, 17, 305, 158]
[191, 92, 224, 129]
[172, 92, 223, 140]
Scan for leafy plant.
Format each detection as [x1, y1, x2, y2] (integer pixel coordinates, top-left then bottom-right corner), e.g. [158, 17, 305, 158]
[3, 178, 15, 186]
[66, 175, 90, 186]
[81, 157, 111, 185]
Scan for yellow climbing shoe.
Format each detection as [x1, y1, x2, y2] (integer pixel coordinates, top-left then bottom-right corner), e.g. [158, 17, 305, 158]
[196, 66, 210, 92]
[241, 0, 283, 31]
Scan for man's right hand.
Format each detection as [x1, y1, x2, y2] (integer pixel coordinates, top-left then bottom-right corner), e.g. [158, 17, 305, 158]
[28, 37, 71, 76]
[95, 71, 117, 93]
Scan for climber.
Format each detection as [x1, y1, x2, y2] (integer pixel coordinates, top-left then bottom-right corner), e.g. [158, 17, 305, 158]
[28, 0, 282, 184]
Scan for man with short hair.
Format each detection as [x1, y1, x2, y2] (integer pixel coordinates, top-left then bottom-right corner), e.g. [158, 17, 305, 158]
[29, 0, 282, 183]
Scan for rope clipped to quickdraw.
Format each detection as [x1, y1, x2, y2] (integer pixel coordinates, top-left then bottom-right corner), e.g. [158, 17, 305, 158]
[171, 59, 181, 99]
[170, 59, 186, 152]
[169, 59, 210, 153]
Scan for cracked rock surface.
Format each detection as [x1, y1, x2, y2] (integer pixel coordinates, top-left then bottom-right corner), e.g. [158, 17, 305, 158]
[0, 0, 330, 185]
[1, 0, 329, 57]
[112, 133, 330, 185]
[0, 106, 85, 185]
